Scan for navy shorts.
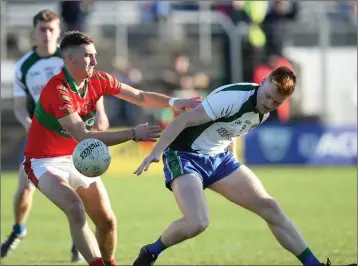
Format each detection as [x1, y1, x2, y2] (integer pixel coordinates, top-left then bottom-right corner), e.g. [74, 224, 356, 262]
[19, 137, 27, 164]
[162, 148, 241, 191]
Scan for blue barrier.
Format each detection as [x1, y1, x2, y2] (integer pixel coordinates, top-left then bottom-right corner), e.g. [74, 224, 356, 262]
[244, 123, 357, 165]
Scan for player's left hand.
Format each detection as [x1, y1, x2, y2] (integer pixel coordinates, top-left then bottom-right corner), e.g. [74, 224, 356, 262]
[94, 111, 110, 131]
[134, 152, 161, 176]
[173, 97, 202, 113]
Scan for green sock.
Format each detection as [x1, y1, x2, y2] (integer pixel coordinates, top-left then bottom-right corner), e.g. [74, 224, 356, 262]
[297, 247, 321, 265]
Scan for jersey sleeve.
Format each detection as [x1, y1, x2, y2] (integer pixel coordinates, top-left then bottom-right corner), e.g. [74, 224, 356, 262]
[51, 83, 76, 119]
[13, 65, 26, 98]
[202, 90, 250, 121]
[95, 71, 121, 96]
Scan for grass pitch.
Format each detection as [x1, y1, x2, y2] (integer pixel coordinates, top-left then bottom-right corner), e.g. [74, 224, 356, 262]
[1, 167, 356, 265]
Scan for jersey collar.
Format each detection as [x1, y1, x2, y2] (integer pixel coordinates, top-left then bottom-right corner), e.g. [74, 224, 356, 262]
[251, 84, 260, 113]
[251, 85, 265, 122]
[63, 67, 88, 98]
[32, 46, 62, 59]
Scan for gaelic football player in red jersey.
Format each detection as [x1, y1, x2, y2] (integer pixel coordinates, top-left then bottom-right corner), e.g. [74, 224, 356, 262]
[1, 10, 108, 263]
[23, 31, 201, 266]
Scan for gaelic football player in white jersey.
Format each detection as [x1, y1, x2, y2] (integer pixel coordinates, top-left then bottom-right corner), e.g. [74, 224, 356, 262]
[133, 67, 354, 266]
[1, 10, 109, 263]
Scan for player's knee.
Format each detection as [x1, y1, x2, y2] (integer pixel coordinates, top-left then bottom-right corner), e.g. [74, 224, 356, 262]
[24, 182, 36, 193]
[66, 200, 86, 226]
[187, 216, 209, 237]
[16, 182, 35, 198]
[258, 197, 283, 223]
[97, 213, 117, 233]
[18, 172, 35, 191]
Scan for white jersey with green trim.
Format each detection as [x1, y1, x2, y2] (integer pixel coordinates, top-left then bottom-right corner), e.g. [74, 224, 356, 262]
[13, 47, 63, 116]
[169, 83, 270, 155]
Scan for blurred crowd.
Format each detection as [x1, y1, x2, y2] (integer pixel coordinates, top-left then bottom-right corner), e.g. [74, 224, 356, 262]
[6, 0, 358, 127]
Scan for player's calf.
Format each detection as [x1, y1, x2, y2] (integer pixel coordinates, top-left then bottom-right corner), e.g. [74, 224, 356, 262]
[134, 174, 209, 265]
[209, 166, 325, 266]
[253, 197, 308, 252]
[93, 213, 117, 262]
[63, 198, 102, 262]
[1, 169, 34, 258]
[133, 216, 210, 266]
[77, 180, 118, 264]
[37, 172, 102, 262]
[173, 216, 209, 242]
[14, 170, 36, 224]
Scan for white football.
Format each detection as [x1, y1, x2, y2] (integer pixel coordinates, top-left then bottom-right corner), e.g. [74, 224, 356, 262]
[72, 138, 111, 177]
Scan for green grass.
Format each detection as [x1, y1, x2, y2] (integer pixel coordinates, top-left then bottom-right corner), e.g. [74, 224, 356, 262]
[1, 167, 356, 265]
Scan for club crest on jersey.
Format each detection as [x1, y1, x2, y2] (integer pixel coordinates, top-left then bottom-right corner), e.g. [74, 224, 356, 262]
[28, 70, 41, 77]
[45, 66, 56, 79]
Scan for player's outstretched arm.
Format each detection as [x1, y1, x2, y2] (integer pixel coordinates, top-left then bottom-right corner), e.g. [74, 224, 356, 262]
[116, 83, 201, 111]
[58, 112, 162, 146]
[134, 104, 212, 175]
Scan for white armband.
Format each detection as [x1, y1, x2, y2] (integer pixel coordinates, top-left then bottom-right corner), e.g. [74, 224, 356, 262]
[169, 98, 178, 107]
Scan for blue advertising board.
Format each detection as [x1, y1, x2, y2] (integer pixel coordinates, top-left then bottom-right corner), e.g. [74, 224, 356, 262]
[244, 123, 357, 165]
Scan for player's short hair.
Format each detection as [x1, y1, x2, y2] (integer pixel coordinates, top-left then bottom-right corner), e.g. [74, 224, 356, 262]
[33, 9, 60, 27]
[268, 66, 296, 96]
[60, 31, 94, 52]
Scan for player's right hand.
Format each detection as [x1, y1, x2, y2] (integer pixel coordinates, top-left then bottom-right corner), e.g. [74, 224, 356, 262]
[173, 96, 202, 113]
[133, 123, 162, 142]
[134, 152, 161, 175]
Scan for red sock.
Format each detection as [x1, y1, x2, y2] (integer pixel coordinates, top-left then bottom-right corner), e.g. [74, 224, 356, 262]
[104, 259, 117, 266]
[90, 258, 105, 266]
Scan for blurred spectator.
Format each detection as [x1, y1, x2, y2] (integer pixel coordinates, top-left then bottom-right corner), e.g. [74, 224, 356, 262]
[236, 1, 269, 81]
[213, 1, 231, 18]
[352, 1, 358, 25]
[261, 0, 299, 56]
[231, 1, 250, 24]
[328, 2, 357, 25]
[161, 54, 194, 91]
[194, 72, 210, 91]
[109, 57, 143, 126]
[151, 1, 171, 22]
[214, 1, 249, 25]
[171, 1, 199, 11]
[141, 1, 186, 51]
[161, 54, 210, 93]
[158, 54, 210, 127]
[60, 0, 94, 32]
[253, 54, 295, 123]
[141, 1, 171, 23]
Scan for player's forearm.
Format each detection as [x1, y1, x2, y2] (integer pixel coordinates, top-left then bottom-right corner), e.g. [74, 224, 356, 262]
[14, 108, 32, 131]
[95, 96, 106, 114]
[140, 91, 171, 108]
[77, 129, 134, 147]
[151, 114, 188, 155]
[121, 83, 172, 108]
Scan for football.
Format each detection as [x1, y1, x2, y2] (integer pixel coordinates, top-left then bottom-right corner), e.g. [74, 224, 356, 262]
[72, 138, 111, 177]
